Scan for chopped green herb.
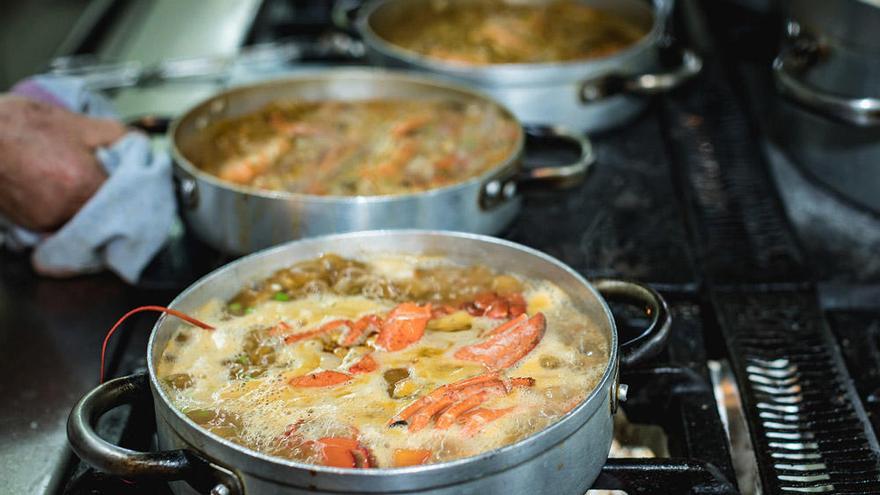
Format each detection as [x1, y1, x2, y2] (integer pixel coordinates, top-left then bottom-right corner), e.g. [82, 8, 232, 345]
[245, 307, 256, 315]
[235, 354, 249, 366]
[228, 302, 243, 315]
[273, 292, 290, 302]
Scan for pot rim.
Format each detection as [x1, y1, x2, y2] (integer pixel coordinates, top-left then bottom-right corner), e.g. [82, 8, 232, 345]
[356, 0, 669, 82]
[168, 67, 526, 204]
[146, 230, 619, 483]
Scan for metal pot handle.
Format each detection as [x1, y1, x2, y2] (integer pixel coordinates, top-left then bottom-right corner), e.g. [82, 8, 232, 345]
[773, 46, 880, 127]
[480, 125, 594, 209]
[519, 125, 596, 186]
[591, 279, 671, 367]
[67, 373, 242, 494]
[579, 48, 703, 102]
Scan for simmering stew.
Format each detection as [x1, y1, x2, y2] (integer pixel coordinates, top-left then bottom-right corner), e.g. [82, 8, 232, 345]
[187, 99, 519, 196]
[379, 0, 649, 65]
[157, 254, 609, 468]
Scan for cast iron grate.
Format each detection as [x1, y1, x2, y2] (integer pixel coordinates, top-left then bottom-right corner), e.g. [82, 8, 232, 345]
[713, 291, 880, 494]
[505, 111, 698, 289]
[662, 0, 806, 289]
[662, 91, 807, 288]
[595, 458, 736, 494]
[662, 2, 880, 492]
[825, 311, 880, 436]
[597, 365, 738, 494]
[592, 300, 738, 494]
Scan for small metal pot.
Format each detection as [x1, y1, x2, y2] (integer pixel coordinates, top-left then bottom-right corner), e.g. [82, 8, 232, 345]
[771, 0, 880, 214]
[355, 0, 703, 132]
[68, 231, 671, 495]
[169, 69, 595, 255]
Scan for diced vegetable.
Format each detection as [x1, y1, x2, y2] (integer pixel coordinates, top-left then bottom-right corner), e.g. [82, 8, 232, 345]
[185, 409, 243, 439]
[539, 355, 562, 369]
[383, 368, 410, 397]
[225, 328, 278, 379]
[427, 311, 473, 332]
[392, 378, 419, 399]
[164, 373, 194, 390]
[393, 448, 431, 467]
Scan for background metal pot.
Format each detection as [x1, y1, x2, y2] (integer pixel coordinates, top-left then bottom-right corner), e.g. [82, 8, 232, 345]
[169, 69, 595, 255]
[68, 230, 670, 495]
[771, 0, 880, 214]
[355, 0, 702, 132]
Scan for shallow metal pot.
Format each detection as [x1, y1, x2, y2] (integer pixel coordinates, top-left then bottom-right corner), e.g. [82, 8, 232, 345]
[355, 0, 703, 132]
[68, 231, 671, 495]
[169, 69, 595, 255]
[771, 0, 880, 214]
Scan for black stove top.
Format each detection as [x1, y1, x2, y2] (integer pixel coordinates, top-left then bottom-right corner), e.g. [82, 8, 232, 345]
[7, 0, 878, 494]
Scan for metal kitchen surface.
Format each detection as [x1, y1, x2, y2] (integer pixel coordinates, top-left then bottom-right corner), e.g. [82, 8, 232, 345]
[1, 0, 879, 494]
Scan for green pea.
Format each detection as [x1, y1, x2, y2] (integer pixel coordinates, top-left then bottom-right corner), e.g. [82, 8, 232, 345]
[227, 302, 243, 316]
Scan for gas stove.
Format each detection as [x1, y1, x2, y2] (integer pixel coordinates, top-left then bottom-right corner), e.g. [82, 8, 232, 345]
[3, 0, 879, 494]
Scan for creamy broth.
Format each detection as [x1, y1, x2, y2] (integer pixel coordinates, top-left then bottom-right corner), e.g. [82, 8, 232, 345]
[157, 254, 608, 468]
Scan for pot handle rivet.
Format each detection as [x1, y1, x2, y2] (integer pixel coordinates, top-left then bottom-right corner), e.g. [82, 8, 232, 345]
[484, 180, 502, 198]
[211, 484, 231, 495]
[618, 383, 629, 403]
[502, 181, 517, 199]
[178, 176, 199, 210]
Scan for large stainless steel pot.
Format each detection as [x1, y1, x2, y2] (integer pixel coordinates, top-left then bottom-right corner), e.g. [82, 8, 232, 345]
[771, 0, 880, 214]
[169, 69, 595, 255]
[355, 0, 703, 132]
[68, 231, 671, 495]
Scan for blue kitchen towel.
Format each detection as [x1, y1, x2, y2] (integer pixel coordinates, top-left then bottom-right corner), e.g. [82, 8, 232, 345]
[5, 75, 175, 283]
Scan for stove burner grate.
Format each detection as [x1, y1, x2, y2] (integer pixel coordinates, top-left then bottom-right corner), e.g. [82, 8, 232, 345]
[660, 10, 880, 490]
[715, 291, 880, 494]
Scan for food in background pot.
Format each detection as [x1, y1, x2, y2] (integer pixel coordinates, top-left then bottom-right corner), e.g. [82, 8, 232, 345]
[379, 0, 648, 65]
[189, 99, 519, 196]
[157, 253, 609, 468]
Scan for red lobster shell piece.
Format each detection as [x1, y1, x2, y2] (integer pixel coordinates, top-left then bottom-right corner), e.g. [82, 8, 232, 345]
[318, 437, 373, 468]
[463, 292, 527, 319]
[388, 372, 534, 432]
[453, 313, 546, 369]
[374, 303, 432, 351]
[288, 370, 351, 387]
